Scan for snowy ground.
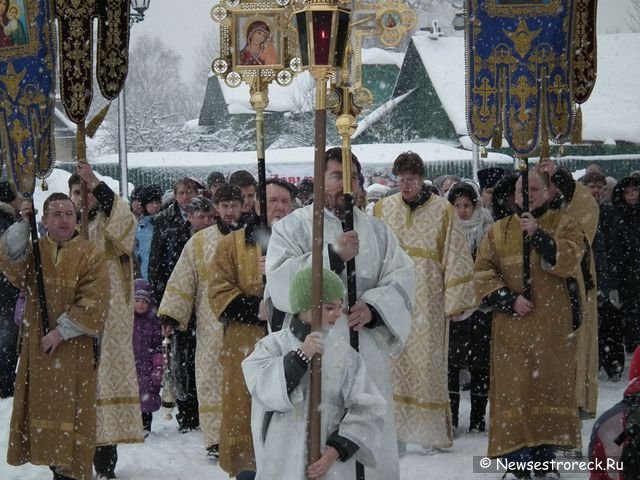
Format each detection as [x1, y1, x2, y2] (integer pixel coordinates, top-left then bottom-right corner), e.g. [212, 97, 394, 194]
[0, 366, 627, 480]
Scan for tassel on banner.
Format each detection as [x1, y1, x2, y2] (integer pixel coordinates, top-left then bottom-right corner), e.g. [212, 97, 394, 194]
[86, 103, 111, 139]
[541, 137, 550, 159]
[558, 145, 565, 157]
[481, 146, 488, 158]
[491, 124, 503, 149]
[572, 105, 583, 144]
[41, 179, 48, 191]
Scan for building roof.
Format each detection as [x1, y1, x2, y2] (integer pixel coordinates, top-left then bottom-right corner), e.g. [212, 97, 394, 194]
[216, 47, 405, 115]
[412, 32, 640, 144]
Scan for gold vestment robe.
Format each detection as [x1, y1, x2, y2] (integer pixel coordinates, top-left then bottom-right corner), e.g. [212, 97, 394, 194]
[375, 193, 477, 447]
[158, 224, 226, 449]
[209, 228, 265, 476]
[475, 210, 585, 457]
[564, 182, 599, 417]
[2, 236, 109, 479]
[89, 193, 144, 445]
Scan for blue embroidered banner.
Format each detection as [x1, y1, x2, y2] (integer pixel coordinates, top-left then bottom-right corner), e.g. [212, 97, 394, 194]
[465, 0, 575, 155]
[0, 0, 55, 194]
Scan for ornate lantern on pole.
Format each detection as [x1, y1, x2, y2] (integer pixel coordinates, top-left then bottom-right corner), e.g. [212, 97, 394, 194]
[293, 0, 350, 467]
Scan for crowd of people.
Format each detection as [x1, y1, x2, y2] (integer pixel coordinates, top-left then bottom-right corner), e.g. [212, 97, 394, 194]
[0, 151, 638, 480]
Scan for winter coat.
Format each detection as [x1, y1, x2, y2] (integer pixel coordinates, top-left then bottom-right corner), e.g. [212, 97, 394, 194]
[148, 202, 192, 304]
[133, 308, 163, 413]
[589, 347, 640, 480]
[135, 214, 155, 281]
[611, 177, 640, 311]
[0, 202, 19, 322]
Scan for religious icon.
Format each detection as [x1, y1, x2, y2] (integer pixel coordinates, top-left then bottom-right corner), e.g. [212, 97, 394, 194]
[382, 10, 401, 30]
[237, 16, 279, 67]
[0, 0, 29, 48]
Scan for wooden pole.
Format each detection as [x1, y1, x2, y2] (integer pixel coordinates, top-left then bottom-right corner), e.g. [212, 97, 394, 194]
[519, 157, 531, 300]
[23, 193, 50, 336]
[76, 120, 89, 239]
[308, 74, 328, 470]
[250, 77, 269, 228]
[335, 91, 365, 480]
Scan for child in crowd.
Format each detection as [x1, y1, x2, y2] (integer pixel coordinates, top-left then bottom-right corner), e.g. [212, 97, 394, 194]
[447, 182, 494, 432]
[132, 278, 164, 437]
[242, 267, 385, 480]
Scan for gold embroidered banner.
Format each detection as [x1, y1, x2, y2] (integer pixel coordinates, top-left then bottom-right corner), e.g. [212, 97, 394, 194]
[572, 0, 598, 104]
[0, 0, 55, 194]
[465, 0, 577, 155]
[54, 0, 130, 123]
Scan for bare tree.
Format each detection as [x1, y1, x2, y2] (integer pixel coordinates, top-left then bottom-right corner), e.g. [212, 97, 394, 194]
[98, 35, 196, 153]
[630, 0, 640, 31]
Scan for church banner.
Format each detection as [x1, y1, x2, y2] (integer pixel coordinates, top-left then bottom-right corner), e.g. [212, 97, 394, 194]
[0, 0, 55, 194]
[55, 0, 130, 123]
[572, 0, 598, 104]
[465, 0, 576, 155]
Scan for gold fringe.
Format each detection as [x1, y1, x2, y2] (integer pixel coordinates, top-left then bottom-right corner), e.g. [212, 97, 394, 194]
[86, 102, 111, 139]
[572, 105, 582, 144]
[541, 136, 550, 158]
[491, 124, 502, 149]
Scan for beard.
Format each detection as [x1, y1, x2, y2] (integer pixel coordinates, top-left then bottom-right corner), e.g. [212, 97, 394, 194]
[325, 192, 349, 220]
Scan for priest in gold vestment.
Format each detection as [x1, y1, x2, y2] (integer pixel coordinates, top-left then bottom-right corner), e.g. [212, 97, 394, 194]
[158, 188, 243, 457]
[474, 171, 584, 478]
[1, 193, 109, 480]
[539, 158, 599, 418]
[374, 152, 477, 449]
[70, 161, 143, 479]
[209, 179, 295, 478]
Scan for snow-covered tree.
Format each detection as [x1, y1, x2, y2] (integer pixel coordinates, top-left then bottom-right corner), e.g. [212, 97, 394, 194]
[630, 0, 640, 31]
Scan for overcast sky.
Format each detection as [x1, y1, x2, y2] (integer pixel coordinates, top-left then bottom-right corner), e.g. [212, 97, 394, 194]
[130, 0, 637, 84]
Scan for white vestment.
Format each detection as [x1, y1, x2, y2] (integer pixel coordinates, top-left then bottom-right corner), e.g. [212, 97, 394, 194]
[242, 326, 385, 480]
[265, 205, 415, 480]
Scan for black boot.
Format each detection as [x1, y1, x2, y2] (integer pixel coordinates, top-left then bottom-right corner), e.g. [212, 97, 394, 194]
[449, 392, 460, 431]
[94, 445, 118, 479]
[469, 394, 488, 432]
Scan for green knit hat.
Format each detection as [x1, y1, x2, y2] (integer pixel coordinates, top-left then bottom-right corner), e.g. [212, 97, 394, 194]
[289, 267, 345, 313]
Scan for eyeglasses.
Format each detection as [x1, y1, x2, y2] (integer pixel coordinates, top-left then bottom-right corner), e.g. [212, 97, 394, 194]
[397, 178, 421, 186]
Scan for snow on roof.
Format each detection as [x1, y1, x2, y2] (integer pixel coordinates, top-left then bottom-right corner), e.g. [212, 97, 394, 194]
[361, 47, 404, 68]
[220, 48, 403, 114]
[221, 71, 316, 115]
[352, 89, 415, 139]
[92, 142, 513, 171]
[412, 32, 640, 144]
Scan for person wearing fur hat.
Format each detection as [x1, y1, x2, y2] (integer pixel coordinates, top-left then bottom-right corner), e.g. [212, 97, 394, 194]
[242, 267, 385, 480]
[132, 279, 163, 437]
[477, 167, 506, 213]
